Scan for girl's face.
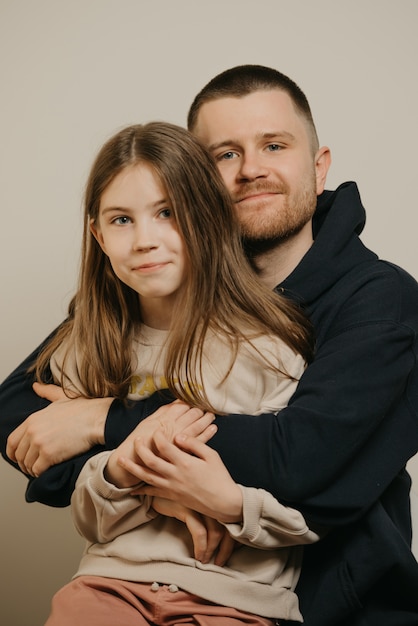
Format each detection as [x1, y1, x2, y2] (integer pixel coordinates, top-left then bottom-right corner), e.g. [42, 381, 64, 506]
[91, 162, 186, 329]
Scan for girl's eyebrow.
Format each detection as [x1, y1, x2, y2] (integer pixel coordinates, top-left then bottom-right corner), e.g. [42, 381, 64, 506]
[100, 205, 129, 214]
[100, 198, 169, 215]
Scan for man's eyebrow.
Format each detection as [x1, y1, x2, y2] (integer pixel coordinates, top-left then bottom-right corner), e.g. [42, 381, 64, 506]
[208, 131, 296, 152]
[259, 131, 296, 142]
[207, 139, 238, 152]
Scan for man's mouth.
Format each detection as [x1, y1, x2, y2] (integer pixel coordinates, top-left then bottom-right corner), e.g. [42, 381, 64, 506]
[233, 183, 284, 204]
[234, 189, 282, 204]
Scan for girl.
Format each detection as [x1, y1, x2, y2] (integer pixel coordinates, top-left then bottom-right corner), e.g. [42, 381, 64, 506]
[41, 122, 319, 626]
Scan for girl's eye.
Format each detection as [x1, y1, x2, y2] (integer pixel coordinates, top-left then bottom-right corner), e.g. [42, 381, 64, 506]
[159, 208, 172, 219]
[113, 216, 131, 225]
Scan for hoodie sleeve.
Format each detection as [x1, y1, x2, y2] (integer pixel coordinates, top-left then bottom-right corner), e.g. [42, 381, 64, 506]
[0, 326, 174, 507]
[208, 265, 418, 527]
[71, 450, 157, 544]
[3, 262, 417, 529]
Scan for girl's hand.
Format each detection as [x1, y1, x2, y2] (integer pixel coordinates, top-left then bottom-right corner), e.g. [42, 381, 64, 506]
[125, 429, 243, 524]
[152, 497, 236, 566]
[105, 402, 217, 488]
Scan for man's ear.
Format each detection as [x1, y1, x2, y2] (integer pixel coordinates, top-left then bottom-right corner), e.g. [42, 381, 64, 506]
[315, 146, 331, 195]
[90, 219, 106, 253]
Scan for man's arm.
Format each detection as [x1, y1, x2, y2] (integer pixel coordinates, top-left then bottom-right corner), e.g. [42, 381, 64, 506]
[0, 327, 175, 507]
[6, 382, 113, 476]
[207, 268, 418, 527]
[3, 267, 418, 519]
[117, 266, 418, 530]
[0, 333, 55, 463]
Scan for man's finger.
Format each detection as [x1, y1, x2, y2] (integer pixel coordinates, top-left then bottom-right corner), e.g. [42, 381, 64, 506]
[183, 413, 216, 440]
[32, 382, 66, 402]
[195, 424, 218, 443]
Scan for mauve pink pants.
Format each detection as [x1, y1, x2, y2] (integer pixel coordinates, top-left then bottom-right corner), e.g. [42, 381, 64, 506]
[45, 576, 278, 626]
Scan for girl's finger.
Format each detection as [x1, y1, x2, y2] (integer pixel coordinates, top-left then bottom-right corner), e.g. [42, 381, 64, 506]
[174, 433, 213, 461]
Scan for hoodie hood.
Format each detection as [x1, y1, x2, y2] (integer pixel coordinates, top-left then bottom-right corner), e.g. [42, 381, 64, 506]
[281, 181, 378, 305]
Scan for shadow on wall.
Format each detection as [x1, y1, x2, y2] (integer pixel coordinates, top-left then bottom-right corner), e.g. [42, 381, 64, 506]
[411, 489, 418, 559]
[0, 462, 85, 626]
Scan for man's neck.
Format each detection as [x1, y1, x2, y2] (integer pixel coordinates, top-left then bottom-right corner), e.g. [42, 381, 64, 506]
[252, 221, 313, 288]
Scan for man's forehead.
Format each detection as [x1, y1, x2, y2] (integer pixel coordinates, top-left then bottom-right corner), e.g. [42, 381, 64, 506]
[193, 90, 305, 145]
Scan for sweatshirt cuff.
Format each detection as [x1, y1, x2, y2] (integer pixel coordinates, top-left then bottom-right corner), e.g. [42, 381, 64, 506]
[224, 485, 263, 542]
[78, 450, 143, 502]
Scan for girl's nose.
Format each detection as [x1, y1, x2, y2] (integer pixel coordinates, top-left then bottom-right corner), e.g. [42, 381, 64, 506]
[133, 222, 159, 251]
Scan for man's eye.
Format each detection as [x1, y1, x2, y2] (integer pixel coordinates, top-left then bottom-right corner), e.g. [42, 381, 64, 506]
[267, 144, 281, 151]
[219, 151, 237, 161]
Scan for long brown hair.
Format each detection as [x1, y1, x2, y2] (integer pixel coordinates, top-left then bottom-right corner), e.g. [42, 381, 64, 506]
[34, 122, 314, 410]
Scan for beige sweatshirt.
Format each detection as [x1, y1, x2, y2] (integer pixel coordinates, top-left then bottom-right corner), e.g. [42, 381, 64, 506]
[54, 326, 319, 620]
[72, 451, 320, 620]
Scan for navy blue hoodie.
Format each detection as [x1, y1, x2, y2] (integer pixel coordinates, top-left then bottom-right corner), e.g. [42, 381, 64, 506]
[1, 182, 418, 624]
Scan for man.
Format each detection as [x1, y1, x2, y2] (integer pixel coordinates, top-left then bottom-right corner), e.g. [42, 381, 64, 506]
[1, 65, 418, 625]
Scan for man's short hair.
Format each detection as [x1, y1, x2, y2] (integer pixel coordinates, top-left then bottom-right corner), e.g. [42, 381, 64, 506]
[187, 64, 319, 151]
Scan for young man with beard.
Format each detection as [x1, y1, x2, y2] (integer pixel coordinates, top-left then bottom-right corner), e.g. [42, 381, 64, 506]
[1, 65, 418, 625]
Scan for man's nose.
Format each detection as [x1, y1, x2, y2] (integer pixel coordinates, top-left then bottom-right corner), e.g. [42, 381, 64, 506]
[237, 151, 269, 181]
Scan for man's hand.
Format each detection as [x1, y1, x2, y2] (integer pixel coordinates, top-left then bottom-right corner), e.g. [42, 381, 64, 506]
[6, 382, 112, 477]
[125, 429, 243, 524]
[152, 497, 236, 566]
[105, 402, 217, 488]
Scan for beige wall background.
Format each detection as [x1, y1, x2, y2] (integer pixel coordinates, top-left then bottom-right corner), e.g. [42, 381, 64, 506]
[1, 1, 417, 624]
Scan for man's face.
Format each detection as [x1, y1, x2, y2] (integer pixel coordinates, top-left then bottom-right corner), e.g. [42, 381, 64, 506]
[192, 89, 328, 246]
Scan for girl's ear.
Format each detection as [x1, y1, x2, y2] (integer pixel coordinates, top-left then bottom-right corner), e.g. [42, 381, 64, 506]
[90, 219, 107, 253]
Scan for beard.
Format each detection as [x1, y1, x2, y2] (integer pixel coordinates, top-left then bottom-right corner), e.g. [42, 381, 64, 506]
[233, 175, 317, 254]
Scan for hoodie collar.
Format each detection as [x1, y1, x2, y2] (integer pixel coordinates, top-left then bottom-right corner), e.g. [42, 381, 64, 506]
[280, 181, 377, 304]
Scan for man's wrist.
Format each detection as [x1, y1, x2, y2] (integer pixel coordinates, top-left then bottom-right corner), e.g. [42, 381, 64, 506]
[92, 397, 113, 446]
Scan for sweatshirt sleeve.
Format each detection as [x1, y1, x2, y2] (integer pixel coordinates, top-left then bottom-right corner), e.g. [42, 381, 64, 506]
[23, 391, 173, 507]
[224, 485, 321, 549]
[71, 450, 157, 543]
